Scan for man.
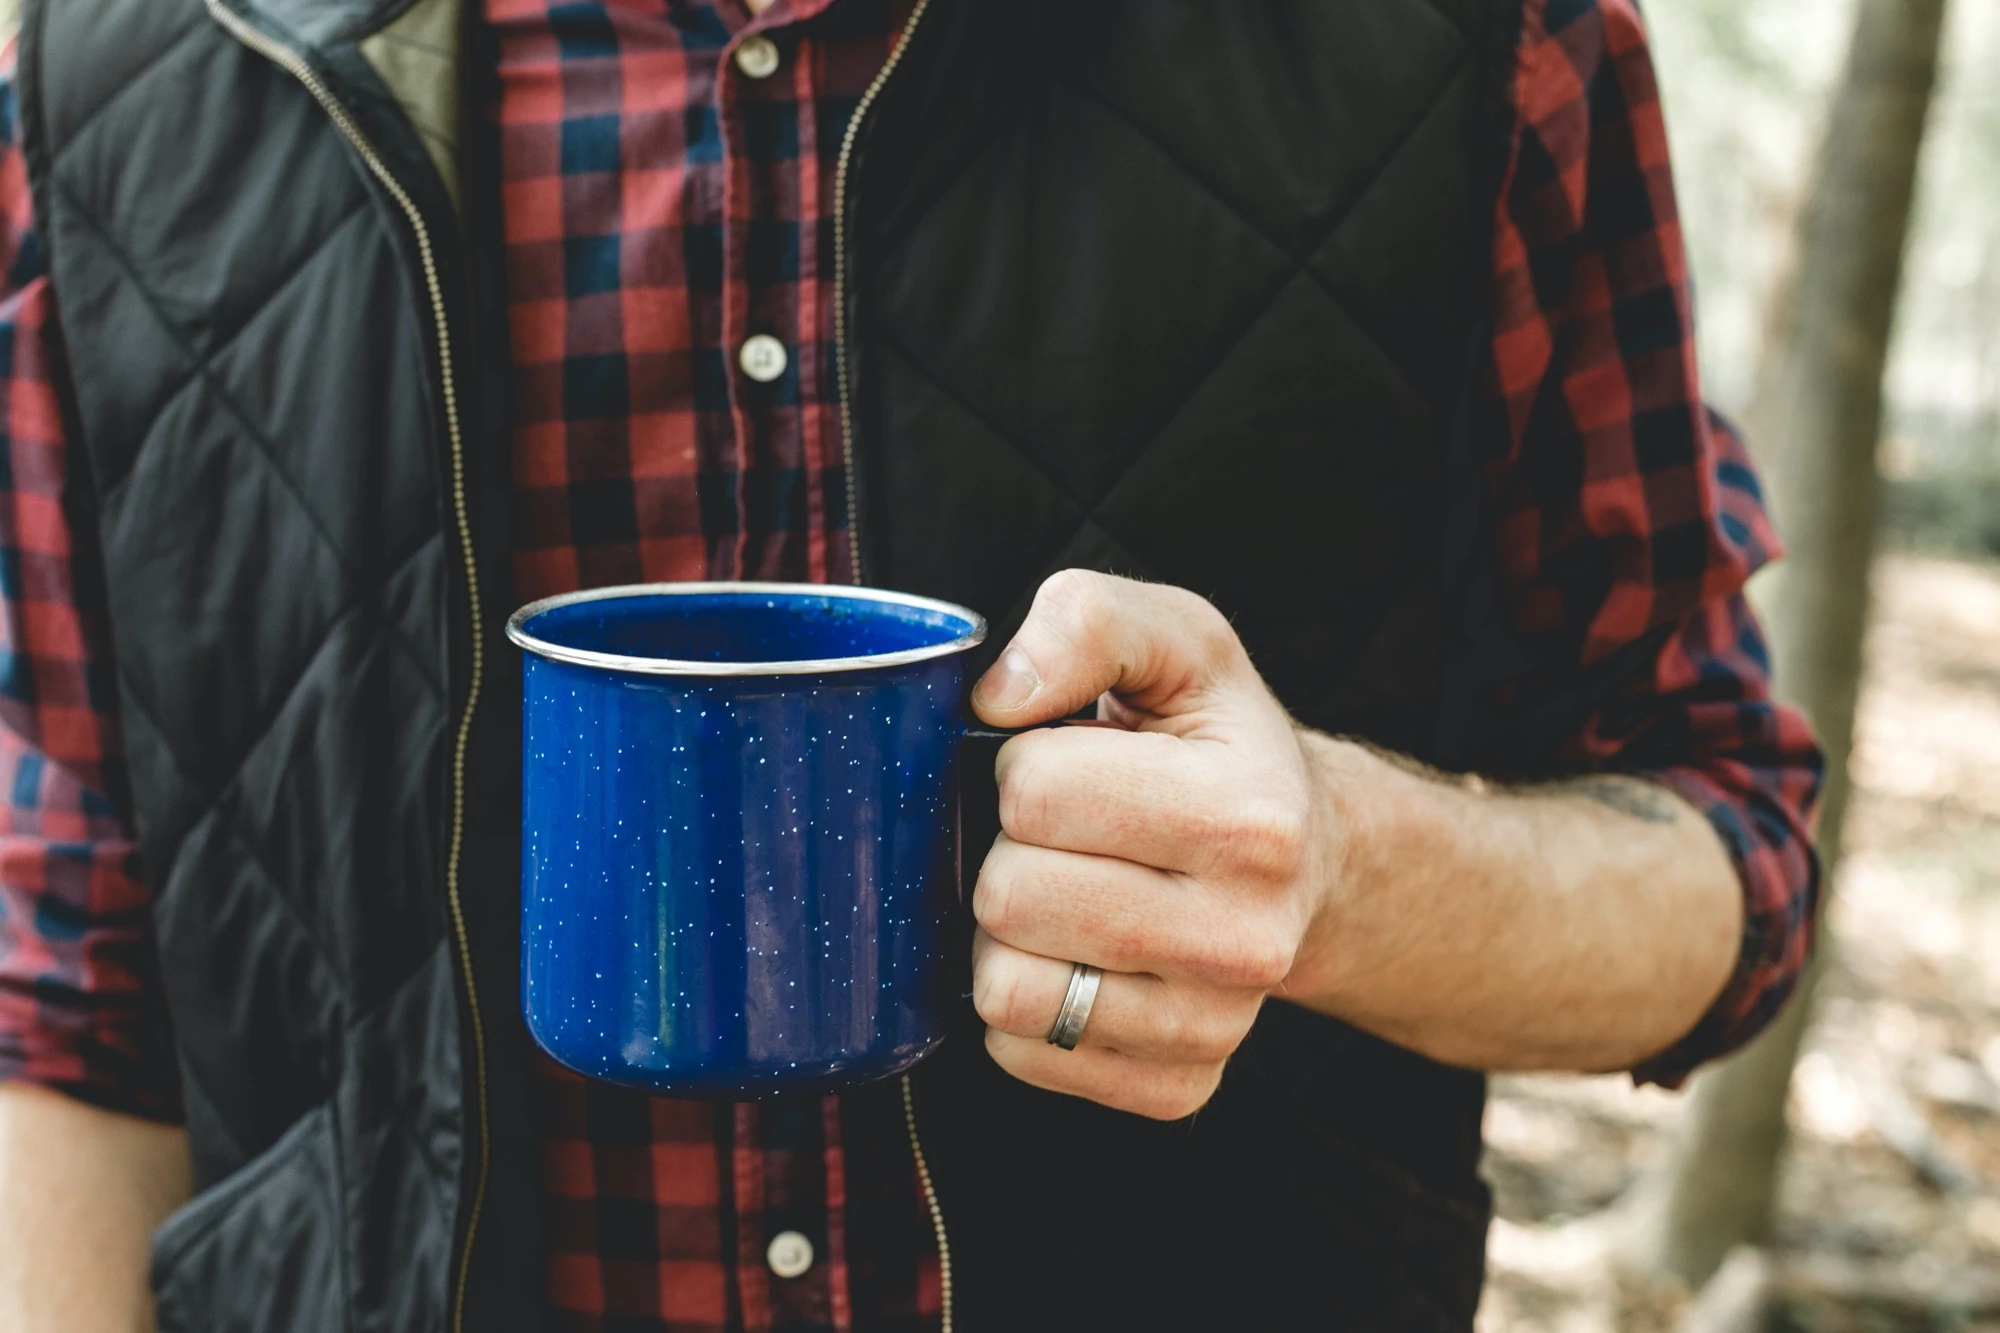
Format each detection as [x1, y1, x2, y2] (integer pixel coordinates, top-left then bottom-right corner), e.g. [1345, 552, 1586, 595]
[0, 0, 1820, 1328]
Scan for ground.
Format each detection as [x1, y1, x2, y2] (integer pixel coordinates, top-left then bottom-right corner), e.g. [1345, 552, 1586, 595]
[1477, 554, 2000, 1332]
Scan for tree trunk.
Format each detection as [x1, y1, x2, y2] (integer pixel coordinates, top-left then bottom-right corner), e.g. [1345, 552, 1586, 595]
[1617, 0, 1951, 1286]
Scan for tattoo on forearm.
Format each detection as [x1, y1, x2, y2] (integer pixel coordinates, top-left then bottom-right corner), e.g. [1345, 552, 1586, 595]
[1555, 776, 1683, 825]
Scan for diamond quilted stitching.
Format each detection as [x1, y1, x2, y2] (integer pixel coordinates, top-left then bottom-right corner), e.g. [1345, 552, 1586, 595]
[1080, 0, 1473, 255]
[870, 85, 1294, 502]
[39, 0, 211, 167]
[1304, 64, 1485, 394]
[869, 10, 1473, 608]
[1092, 274, 1444, 712]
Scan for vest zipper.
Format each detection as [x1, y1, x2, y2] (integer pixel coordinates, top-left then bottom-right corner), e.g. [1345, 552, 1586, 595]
[835, 11, 954, 1324]
[199, 7, 492, 1331]
[900, 1073, 954, 1333]
[832, 0, 933, 584]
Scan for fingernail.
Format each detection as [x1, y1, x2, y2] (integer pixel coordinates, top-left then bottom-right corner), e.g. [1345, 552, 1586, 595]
[974, 646, 1040, 712]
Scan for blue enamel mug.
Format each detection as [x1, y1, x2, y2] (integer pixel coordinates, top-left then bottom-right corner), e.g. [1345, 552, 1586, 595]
[505, 583, 990, 1097]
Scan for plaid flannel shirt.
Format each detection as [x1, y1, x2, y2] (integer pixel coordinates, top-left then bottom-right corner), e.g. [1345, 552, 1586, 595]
[0, 0, 1822, 1327]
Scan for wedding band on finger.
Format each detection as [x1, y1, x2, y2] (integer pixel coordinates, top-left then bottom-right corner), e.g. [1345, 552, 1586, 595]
[1046, 962, 1104, 1051]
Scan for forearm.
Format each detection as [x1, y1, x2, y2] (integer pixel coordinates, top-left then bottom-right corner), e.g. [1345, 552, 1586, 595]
[1283, 732, 1742, 1073]
[0, 1084, 190, 1333]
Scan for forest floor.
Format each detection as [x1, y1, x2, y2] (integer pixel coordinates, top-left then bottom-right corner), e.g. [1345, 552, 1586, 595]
[1477, 554, 2000, 1333]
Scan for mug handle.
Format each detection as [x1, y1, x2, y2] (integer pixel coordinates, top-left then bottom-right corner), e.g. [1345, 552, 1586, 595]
[960, 717, 1117, 746]
[939, 720, 1103, 1005]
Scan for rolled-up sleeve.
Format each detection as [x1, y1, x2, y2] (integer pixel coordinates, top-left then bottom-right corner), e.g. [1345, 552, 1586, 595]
[1487, 0, 1824, 1084]
[0, 62, 178, 1120]
[1637, 588, 1822, 1084]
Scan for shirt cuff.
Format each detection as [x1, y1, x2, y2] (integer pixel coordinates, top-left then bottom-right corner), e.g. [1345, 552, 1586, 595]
[0, 854, 183, 1122]
[1627, 766, 1822, 1088]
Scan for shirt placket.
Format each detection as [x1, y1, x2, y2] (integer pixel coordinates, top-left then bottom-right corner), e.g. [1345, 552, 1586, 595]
[716, 6, 797, 583]
[715, 17, 755, 582]
[714, 9, 848, 1329]
[723, 1100, 853, 1331]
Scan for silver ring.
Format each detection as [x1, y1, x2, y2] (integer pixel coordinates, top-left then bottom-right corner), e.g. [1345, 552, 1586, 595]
[1046, 963, 1103, 1051]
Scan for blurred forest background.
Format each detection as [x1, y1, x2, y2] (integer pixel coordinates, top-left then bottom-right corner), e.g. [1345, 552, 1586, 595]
[1478, 1, 2000, 1330]
[1658, 0, 2000, 553]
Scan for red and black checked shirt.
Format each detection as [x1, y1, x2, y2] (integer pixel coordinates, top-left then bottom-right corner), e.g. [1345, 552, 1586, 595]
[0, 0, 1822, 1328]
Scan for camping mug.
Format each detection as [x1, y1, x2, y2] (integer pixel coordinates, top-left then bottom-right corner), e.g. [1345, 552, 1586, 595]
[506, 582, 991, 1097]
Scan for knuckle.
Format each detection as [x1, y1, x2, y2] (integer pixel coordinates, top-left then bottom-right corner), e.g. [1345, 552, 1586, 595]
[1213, 924, 1297, 992]
[1154, 999, 1239, 1063]
[1106, 914, 1169, 972]
[1178, 590, 1239, 664]
[971, 852, 1020, 938]
[1147, 584, 1244, 684]
[1031, 570, 1112, 654]
[1226, 785, 1310, 881]
[1037, 568, 1112, 628]
[995, 746, 1058, 845]
[971, 954, 1030, 1034]
[1152, 921, 1292, 993]
[1245, 931, 1299, 991]
[1138, 921, 1206, 978]
[1149, 994, 1195, 1055]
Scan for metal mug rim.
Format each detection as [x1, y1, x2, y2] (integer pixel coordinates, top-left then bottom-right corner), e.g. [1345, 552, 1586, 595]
[504, 581, 991, 678]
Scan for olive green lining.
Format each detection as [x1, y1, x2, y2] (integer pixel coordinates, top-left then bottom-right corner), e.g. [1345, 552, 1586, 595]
[357, 0, 462, 214]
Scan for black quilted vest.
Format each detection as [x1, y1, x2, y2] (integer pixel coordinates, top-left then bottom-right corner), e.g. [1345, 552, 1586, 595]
[22, 0, 1527, 1328]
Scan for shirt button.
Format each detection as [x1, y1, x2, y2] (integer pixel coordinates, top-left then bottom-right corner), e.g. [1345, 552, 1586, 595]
[739, 334, 789, 384]
[735, 35, 782, 80]
[766, 1230, 814, 1279]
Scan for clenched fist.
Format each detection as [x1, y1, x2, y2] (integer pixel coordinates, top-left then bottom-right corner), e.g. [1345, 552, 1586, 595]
[967, 570, 1337, 1120]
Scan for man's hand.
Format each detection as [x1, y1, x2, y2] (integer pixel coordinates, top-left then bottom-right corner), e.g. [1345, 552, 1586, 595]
[967, 571, 1332, 1120]
[967, 571, 1746, 1117]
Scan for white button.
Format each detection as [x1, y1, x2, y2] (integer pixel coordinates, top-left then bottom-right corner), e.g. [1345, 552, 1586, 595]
[739, 334, 789, 383]
[766, 1230, 814, 1279]
[735, 36, 782, 80]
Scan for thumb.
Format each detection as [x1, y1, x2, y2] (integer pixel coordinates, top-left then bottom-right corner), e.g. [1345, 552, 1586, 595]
[971, 571, 1250, 727]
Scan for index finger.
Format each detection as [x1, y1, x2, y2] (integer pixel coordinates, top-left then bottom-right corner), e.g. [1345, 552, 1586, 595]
[969, 571, 1249, 729]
